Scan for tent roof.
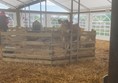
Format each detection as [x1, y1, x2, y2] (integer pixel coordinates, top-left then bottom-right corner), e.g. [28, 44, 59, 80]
[50, 0, 111, 12]
[0, 0, 45, 9]
[0, 0, 112, 12]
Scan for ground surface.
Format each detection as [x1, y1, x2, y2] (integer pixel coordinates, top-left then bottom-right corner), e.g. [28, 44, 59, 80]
[0, 40, 109, 83]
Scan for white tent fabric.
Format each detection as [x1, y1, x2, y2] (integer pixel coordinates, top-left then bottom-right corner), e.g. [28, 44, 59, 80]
[0, 0, 34, 8]
[50, 0, 111, 12]
[0, 0, 112, 12]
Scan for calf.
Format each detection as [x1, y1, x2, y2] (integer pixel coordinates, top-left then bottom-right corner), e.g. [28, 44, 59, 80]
[59, 20, 82, 51]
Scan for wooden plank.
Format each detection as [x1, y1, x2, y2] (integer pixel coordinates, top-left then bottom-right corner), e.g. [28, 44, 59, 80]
[1, 32, 52, 37]
[65, 52, 95, 58]
[80, 41, 95, 45]
[2, 48, 51, 54]
[77, 57, 95, 61]
[52, 59, 76, 65]
[3, 56, 95, 65]
[3, 58, 52, 65]
[23, 41, 61, 46]
[24, 41, 48, 46]
[52, 56, 95, 65]
[79, 47, 95, 51]
[1, 32, 26, 35]
[66, 47, 95, 51]
[2, 54, 95, 65]
[2, 51, 94, 61]
[2, 53, 52, 60]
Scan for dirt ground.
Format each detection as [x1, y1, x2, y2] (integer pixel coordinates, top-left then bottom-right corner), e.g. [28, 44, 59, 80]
[0, 40, 109, 83]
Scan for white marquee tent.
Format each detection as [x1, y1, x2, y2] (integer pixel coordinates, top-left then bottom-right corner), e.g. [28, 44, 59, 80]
[0, 0, 112, 41]
[0, 0, 112, 12]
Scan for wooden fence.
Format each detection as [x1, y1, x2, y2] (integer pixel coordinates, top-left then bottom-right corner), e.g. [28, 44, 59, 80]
[1, 28, 96, 65]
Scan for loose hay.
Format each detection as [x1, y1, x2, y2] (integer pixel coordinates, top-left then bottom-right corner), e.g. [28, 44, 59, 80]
[0, 40, 109, 83]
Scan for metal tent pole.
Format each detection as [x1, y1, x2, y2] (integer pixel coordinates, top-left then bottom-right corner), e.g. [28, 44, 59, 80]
[28, 6, 31, 29]
[108, 0, 118, 83]
[16, 9, 21, 27]
[17, 0, 27, 29]
[88, 12, 91, 31]
[24, 7, 27, 29]
[40, 0, 42, 25]
[45, 0, 47, 28]
[69, 0, 74, 63]
[77, 0, 80, 62]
